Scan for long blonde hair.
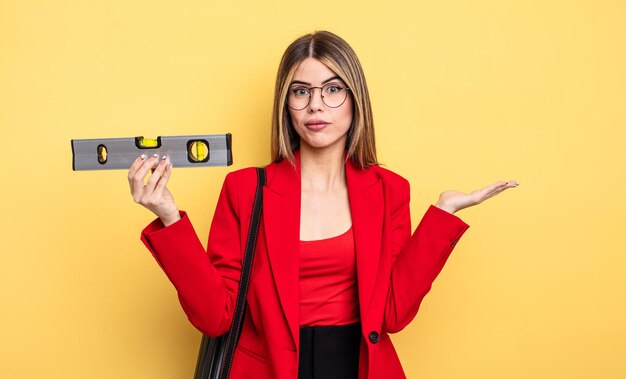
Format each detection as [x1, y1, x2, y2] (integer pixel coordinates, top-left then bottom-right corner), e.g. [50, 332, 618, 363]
[271, 31, 377, 169]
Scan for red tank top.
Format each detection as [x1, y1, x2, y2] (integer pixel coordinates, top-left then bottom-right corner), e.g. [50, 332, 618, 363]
[299, 227, 360, 326]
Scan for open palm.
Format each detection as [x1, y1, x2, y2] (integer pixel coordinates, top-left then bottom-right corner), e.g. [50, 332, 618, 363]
[436, 180, 519, 214]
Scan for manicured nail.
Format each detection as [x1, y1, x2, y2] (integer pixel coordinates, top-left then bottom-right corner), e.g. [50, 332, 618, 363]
[162, 155, 167, 160]
[152, 153, 158, 158]
[168, 163, 172, 169]
[139, 154, 146, 160]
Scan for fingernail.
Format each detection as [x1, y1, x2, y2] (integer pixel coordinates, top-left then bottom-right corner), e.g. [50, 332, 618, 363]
[162, 155, 167, 160]
[152, 153, 158, 158]
[168, 163, 172, 169]
[139, 154, 146, 160]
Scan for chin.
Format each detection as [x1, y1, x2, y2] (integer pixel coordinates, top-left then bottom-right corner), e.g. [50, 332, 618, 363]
[300, 137, 346, 151]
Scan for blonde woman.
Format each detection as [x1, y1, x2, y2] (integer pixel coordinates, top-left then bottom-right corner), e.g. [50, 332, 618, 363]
[128, 31, 518, 378]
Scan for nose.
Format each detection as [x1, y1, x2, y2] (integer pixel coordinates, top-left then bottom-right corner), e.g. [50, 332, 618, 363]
[307, 87, 324, 112]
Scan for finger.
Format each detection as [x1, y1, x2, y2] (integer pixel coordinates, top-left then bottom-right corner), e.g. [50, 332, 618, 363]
[131, 154, 159, 199]
[148, 156, 169, 198]
[128, 154, 147, 184]
[485, 181, 509, 192]
[470, 181, 505, 201]
[482, 187, 508, 201]
[490, 181, 519, 193]
[475, 180, 516, 197]
[153, 157, 172, 198]
[144, 155, 169, 197]
[481, 182, 519, 202]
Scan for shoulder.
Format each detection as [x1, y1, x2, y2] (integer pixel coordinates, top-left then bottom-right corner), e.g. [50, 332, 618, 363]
[346, 159, 411, 201]
[221, 166, 265, 203]
[366, 164, 411, 208]
[224, 166, 259, 187]
[218, 166, 268, 215]
[369, 164, 410, 189]
[222, 161, 283, 197]
[224, 160, 284, 186]
[369, 164, 408, 182]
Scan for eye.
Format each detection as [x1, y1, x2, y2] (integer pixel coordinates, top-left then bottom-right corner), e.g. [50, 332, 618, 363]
[325, 84, 343, 94]
[291, 87, 310, 96]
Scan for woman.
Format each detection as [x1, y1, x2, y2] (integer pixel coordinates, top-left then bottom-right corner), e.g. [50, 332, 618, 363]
[128, 31, 518, 379]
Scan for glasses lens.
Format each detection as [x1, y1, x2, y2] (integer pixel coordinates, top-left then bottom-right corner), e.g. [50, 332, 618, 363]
[321, 83, 348, 108]
[287, 87, 310, 110]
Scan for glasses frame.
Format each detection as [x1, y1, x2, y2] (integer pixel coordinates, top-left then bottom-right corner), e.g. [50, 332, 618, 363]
[287, 82, 352, 111]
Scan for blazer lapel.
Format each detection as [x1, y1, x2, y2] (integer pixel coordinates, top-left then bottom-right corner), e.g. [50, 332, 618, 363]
[345, 160, 384, 321]
[263, 156, 301, 350]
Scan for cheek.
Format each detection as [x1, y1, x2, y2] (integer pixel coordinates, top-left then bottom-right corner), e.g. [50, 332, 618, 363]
[341, 99, 354, 128]
[288, 109, 302, 128]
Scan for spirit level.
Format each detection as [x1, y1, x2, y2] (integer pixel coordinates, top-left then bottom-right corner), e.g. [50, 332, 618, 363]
[71, 134, 232, 170]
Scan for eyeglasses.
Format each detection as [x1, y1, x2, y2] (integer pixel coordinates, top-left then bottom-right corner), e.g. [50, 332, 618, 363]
[287, 82, 351, 110]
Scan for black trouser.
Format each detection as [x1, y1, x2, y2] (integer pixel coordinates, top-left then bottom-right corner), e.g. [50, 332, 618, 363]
[298, 322, 361, 379]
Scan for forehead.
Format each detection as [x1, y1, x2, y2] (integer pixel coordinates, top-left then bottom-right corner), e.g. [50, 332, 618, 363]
[292, 58, 339, 84]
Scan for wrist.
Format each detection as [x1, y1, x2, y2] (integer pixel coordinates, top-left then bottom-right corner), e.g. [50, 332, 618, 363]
[160, 210, 181, 227]
[434, 202, 456, 214]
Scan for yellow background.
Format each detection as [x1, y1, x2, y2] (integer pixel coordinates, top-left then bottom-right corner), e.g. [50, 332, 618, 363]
[1, 0, 625, 377]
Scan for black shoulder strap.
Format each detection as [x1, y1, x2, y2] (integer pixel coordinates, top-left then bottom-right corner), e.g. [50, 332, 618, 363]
[219, 167, 266, 378]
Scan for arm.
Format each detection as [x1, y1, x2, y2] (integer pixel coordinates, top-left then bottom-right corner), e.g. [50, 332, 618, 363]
[382, 174, 518, 332]
[383, 179, 470, 333]
[139, 172, 242, 337]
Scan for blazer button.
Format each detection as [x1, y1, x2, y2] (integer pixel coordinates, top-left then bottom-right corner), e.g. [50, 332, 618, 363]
[369, 331, 380, 344]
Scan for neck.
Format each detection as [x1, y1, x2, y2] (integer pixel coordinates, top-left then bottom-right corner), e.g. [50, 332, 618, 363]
[299, 144, 347, 192]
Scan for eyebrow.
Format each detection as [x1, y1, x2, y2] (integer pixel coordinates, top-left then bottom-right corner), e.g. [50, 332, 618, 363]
[290, 75, 342, 86]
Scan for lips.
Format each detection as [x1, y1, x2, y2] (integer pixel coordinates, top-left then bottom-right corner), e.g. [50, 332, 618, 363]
[304, 119, 329, 131]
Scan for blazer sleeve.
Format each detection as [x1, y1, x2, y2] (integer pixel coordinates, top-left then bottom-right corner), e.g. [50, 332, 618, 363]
[383, 179, 470, 333]
[139, 172, 242, 337]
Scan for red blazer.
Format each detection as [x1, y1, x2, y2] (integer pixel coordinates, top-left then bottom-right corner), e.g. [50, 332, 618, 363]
[140, 152, 470, 378]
